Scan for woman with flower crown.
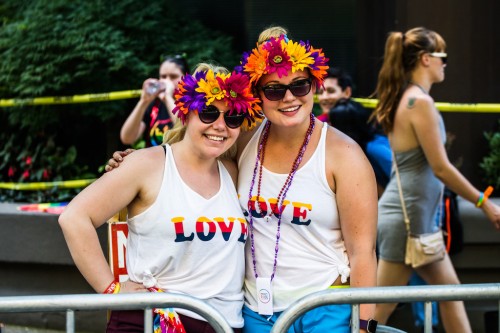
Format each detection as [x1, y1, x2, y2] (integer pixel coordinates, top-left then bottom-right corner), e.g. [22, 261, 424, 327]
[234, 27, 378, 333]
[59, 62, 261, 333]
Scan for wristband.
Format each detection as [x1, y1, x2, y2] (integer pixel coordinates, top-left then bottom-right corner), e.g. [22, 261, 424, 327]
[477, 186, 494, 208]
[360, 318, 378, 332]
[476, 192, 484, 208]
[103, 280, 120, 294]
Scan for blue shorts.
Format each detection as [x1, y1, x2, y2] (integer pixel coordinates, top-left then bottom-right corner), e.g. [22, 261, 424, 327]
[242, 301, 351, 333]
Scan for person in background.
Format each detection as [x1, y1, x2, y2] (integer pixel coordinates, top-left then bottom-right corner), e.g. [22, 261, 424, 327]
[120, 54, 189, 147]
[373, 26, 500, 333]
[319, 65, 440, 331]
[60, 62, 261, 333]
[318, 67, 391, 197]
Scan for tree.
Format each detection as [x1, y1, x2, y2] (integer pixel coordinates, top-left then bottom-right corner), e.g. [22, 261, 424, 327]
[0, 0, 239, 202]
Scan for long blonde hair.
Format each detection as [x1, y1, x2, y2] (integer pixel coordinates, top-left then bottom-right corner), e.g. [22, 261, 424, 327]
[373, 27, 446, 133]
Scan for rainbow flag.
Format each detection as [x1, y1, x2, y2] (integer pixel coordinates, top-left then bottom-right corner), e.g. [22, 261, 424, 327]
[17, 202, 68, 214]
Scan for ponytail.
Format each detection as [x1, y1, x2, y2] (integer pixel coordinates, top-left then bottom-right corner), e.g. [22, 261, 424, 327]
[373, 31, 407, 134]
[372, 27, 446, 134]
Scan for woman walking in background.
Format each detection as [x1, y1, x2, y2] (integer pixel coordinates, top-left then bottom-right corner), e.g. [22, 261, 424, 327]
[373, 27, 500, 332]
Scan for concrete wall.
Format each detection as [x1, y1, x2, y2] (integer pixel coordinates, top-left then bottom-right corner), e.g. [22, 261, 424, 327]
[0, 199, 499, 332]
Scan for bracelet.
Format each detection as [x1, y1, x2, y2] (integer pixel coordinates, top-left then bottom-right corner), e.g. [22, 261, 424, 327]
[476, 186, 494, 208]
[476, 192, 484, 207]
[359, 318, 378, 332]
[103, 280, 120, 294]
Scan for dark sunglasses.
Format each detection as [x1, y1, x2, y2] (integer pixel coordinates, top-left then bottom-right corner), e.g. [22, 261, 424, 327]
[260, 78, 312, 101]
[199, 105, 246, 129]
[429, 52, 447, 64]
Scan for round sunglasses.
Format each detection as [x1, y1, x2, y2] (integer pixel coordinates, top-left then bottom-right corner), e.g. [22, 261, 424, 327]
[198, 105, 246, 129]
[260, 78, 312, 101]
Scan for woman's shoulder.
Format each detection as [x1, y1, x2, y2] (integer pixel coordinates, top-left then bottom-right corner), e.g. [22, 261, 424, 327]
[401, 91, 435, 111]
[324, 125, 368, 169]
[325, 125, 364, 156]
[121, 146, 165, 172]
[219, 158, 238, 187]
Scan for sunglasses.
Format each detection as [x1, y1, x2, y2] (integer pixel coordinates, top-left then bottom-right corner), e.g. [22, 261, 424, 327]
[260, 78, 312, 101]
[429, 52, 448, 64]
[198, 105, 246, 129]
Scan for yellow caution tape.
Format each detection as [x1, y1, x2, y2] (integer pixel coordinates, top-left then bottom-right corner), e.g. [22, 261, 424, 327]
[0, 90, 141, 107]
[354, 98, 500, 112]
[313, 95, 500, 113]
[1, 90, 499, 112]
[0, 179, 96, 190]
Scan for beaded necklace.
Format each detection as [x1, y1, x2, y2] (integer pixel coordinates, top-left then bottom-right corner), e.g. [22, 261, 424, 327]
[247, 113, 316, 280]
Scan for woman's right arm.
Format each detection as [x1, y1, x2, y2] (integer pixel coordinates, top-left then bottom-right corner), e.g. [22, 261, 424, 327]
[59, 153, 149, 293]
[120, 79, 159, 145]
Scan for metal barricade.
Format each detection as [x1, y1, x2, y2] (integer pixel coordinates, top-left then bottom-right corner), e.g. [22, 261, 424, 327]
[0, 292, 233, 333]
[270, 283, 500, 333]
[1, 284, 499, 332]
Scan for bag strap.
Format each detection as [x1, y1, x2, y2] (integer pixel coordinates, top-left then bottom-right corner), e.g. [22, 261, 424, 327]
[392, 151, 411, 234]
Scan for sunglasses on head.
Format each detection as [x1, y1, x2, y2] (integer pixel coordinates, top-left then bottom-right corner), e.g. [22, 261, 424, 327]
[260, 78, 312, 101]
[198, 105, 246, 129]
[429, 52, 447, 64]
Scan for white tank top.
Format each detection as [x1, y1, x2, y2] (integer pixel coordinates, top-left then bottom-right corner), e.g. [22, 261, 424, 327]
[126, 145, 246, 327]
[238, 121, 350, 312]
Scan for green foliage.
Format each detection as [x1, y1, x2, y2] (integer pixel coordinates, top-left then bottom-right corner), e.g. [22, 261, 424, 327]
[0, 0, 238, 128]
[480, 122, 500, 189]
[0, 130, 95, 202]
[0, 0, 239, 202]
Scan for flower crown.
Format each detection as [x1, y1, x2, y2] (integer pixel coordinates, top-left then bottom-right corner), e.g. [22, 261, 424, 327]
[173, 69, 262, 130]
[236, 34, 329, 87]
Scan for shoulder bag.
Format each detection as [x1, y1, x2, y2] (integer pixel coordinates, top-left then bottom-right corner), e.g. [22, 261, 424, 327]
[392, 152, 446, 268]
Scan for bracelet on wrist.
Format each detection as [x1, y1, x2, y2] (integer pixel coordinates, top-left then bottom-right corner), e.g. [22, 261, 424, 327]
[359, 318, 378, 332]
[476, 186, 494, 208]
[103, 280, 120, 294]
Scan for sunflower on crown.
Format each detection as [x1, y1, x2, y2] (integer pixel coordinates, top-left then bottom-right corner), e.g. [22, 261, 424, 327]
[172, 69, 262, 130]
[236, 34, 329, 87]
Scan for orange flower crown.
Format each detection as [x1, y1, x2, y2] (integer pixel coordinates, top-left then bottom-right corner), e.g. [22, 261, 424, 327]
[236, 34, 329, 87]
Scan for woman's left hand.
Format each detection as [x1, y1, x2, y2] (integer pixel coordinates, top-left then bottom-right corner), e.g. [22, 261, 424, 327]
[119, 280, 148, 293]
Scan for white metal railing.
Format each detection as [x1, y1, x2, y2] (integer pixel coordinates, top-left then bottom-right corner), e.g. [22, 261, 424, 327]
[0, 284, 499, 333]
[0, 292, 233, 333]
[270, 283, 500, 333]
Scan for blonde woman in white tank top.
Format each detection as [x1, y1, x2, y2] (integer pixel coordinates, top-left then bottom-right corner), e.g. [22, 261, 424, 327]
[59, 63, 262, 333]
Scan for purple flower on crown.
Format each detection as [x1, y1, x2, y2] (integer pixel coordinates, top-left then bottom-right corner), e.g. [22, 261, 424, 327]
[235, 51, 251, 74]
[172, 71, 207, 122]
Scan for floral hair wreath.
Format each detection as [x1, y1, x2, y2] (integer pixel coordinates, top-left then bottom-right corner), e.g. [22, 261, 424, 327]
[236, 34, 329, 88]
[172, 70, 263, 130]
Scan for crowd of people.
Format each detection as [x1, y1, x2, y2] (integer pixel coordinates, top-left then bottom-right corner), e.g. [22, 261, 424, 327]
[60, 25, 500, 333]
